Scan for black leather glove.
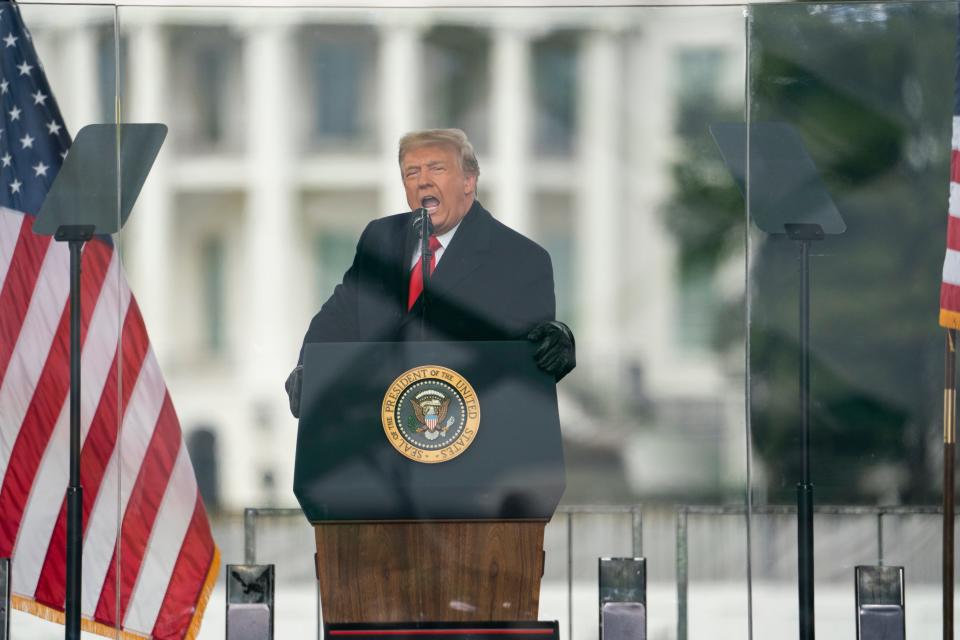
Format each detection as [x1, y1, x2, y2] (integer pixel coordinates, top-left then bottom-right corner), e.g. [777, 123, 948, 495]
[528, 321, 576, 382]
[285, 365, 303, 419]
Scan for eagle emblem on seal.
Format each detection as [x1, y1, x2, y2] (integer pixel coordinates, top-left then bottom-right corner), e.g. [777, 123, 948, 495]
[382, 365, 480, 463]
[412, 389, 455, 441]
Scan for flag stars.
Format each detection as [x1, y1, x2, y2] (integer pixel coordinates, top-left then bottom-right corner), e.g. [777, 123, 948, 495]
[16, 60, 31, 76]
[20, 133, 33, 149]
[31, 90, 46, 106]
[46, 120, 61, 136]
[3, 33, 17, 48]
[8, 105, 19, 121]
[1, 80, 9, 95]
[33, 161, 47, 177]
[9, 178, 21, 194]
[2, 153, 11, 168]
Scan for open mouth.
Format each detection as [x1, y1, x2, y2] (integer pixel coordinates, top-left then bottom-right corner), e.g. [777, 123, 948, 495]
[421, 196, 440, 212]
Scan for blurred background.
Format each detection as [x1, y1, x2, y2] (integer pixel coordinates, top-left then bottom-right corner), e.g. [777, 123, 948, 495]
[10, 1, 960, 638]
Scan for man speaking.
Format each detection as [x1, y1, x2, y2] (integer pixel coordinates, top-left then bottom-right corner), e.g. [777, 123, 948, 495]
[285, 128, 574, 417]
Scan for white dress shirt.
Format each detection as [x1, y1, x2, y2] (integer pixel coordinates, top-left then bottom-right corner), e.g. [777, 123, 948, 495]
[409, 219, 462, 270]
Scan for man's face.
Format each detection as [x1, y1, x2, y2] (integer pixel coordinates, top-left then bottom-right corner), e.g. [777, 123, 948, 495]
[401, 144, 476, 235]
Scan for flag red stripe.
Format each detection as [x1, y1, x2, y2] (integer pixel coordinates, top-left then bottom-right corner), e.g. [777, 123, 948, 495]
[952, 150, 960, 183]
[949, 213, 960, 252]
[95, 392, 180, 626]
[150, 495, 215, 640]
[0, 294, 69, 559]
[942, 281, 960, 314]
[0, 215, 50, 383]
[33, 295, 150, 610]
[0, 240, 110, 559]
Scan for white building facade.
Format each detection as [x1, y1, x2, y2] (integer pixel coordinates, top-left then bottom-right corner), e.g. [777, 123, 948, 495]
[27, 4, 748, 511]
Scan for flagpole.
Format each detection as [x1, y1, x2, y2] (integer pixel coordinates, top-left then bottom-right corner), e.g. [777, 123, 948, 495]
[945, 328, 956, 640]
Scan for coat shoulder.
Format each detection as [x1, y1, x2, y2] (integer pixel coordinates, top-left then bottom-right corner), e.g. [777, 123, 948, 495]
[363, 211, 411, 239]
[484, 210, 552, 266]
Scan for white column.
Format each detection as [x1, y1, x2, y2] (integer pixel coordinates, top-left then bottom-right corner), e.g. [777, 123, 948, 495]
[624, 20, 685, 393]
[244, 21, 295, 369]
[490, 26, 532, 234]
[377, 20, 422, 215]
[243, 20, 296, 506]
[61, 25, 98, 139]
[125, 23, 172, 363]
[576, 28, 621, 364]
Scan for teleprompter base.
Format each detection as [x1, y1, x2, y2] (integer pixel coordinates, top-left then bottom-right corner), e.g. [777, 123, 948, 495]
[314, 521, 546, 623]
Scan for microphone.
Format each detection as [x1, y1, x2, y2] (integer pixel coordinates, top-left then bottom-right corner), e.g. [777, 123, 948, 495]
[412, 207, 433, 237]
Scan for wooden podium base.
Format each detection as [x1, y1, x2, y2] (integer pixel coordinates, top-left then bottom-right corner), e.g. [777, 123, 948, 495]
[314, 521, 546, 623]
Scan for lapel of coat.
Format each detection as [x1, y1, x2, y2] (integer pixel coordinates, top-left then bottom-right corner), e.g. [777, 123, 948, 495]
[429, 200, 492, 297]
[387, 212, 420, 309]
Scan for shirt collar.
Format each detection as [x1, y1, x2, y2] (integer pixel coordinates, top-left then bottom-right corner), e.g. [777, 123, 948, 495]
[434, 218, 461, 249]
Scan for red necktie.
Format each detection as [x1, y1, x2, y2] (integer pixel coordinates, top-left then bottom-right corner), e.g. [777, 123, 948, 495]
[408, 235, 443, 311]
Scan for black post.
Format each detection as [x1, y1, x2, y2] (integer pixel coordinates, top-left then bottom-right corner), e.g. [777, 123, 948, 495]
[418, 208, 432, 341]
[798, 237, 814, 640]
[786, 223, 823, 640]
[944, 329, 956, 640]
[56, 226, 94, 640]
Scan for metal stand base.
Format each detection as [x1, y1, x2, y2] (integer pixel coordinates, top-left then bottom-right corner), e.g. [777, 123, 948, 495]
[797, 483, 814, 640]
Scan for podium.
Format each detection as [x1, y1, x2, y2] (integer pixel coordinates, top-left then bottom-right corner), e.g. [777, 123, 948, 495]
[293, 341, 566, 624]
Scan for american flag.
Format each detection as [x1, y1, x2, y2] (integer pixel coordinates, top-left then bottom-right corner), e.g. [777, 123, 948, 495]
[0, 4, 219, 639]
[942, 13, 960, 328]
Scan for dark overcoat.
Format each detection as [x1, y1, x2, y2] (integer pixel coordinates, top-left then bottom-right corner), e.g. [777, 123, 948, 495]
[299, 200, 556, 354]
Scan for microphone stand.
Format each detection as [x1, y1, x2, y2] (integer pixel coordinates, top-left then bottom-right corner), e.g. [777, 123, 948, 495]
[418, 208, 433, 341]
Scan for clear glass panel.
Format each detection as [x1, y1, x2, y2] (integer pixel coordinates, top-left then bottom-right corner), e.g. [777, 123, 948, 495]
[747, 2, 955, 638]
[113, 4, 748, 640]
[1, 2, 124, 637]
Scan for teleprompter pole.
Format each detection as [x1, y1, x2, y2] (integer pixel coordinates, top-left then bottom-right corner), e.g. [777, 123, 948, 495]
[57, 225, 94, 640]
[945, 329, 956, 640]
[798, 236, 814, 640]
[786, 223, 823, 640]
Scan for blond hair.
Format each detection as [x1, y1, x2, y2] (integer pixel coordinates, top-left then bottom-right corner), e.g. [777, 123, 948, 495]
[398, 128, 480, 178]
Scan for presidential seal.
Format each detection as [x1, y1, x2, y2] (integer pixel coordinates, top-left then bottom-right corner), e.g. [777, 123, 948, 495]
[381, 365, 481, 463]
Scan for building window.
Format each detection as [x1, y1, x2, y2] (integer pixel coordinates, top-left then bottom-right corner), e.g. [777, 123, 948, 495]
[532, 30, 579, 157]
[172, 191, 243, 366]
[299, 25, 378, 151]
[201, 235, 225, 353]
[186, 427, 220, 514]
[301, 190, 377, 308]
[169, 26, 243, 153]
[314, 231, 357, 301]
[422, 26, 491, 152]
[532, 192, 576, 328]
[675, 263, 717, 353]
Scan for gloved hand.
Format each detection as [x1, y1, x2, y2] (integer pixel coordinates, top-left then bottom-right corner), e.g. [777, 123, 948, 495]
[285, 364, 303, 419]
[528, 321, 576, 381]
